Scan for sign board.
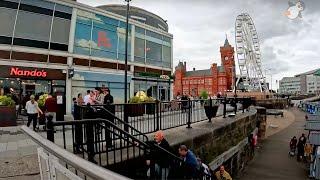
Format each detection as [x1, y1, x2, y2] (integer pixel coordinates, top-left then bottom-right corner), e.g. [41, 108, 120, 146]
[0, 65, 65, 80]
[57, 95, 63, 105]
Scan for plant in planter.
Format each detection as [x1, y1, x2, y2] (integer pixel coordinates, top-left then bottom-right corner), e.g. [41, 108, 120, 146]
[0, 96, 16, 127]
[127, 91, 148, 117]
[199, 90, 209, 106]
[37, 94, 48, 126]
[145, 96, 156, 114]
[200, 91, 219, 122]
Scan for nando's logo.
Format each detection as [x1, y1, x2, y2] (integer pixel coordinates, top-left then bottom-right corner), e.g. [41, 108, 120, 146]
[10, 67, 47, 77]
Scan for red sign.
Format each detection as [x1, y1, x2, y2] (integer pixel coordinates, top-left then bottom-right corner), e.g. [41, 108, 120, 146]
[98, 31, 111, 48]
[10, 67, 47, 78]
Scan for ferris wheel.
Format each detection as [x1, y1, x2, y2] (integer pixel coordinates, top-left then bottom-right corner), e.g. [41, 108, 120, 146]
[235, 13, 267, 92]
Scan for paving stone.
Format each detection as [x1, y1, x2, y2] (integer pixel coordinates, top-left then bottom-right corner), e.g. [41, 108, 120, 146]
[17, 139, 29, 148]
[6, 142, 18, 151]
[18, 145, 38, 156]
[0, 143, 6, 152]
[0, 150, 18, 159]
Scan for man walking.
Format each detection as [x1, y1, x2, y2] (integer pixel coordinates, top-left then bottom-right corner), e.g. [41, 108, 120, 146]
[26, 95, 43, 131]
[146, 130, 173, 179]
[178, 145, 199, 178]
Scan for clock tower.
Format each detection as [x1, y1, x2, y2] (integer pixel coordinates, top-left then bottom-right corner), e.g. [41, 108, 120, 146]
[220, 36, 235, 91]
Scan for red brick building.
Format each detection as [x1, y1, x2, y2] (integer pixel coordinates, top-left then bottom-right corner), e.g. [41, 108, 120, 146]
[174, 38, 235, 97]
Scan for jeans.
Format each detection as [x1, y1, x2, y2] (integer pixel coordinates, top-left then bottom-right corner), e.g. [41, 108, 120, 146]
[27, 113, 38, 130]
[155, 164, 169, 180]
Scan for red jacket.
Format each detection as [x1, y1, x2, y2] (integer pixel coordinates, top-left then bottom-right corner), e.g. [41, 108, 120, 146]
[45, 97, 58, 112]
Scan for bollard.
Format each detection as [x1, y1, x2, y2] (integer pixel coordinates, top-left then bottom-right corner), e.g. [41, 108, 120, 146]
[223, 97, 227, 118]
[156, 100, 160, 131]
[187, 99, 192, 128]
[209, 97, 212, 122]
[46, 115, 54, 142]
[234, 97, 237, 115]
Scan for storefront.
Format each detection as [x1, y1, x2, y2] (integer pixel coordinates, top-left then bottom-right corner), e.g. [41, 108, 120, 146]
[72, 70, 132, 103]
[133, 73, 172, 101]
[0, 65, 66, 110]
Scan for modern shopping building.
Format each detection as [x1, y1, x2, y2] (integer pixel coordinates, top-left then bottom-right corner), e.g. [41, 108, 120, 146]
[173, 38, 235, 97]
[0, 0, 173, 115]
[279, 68, 320, 95]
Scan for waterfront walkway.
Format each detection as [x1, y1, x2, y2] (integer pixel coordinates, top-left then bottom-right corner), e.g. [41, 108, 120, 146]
[240, 107, 309, 180]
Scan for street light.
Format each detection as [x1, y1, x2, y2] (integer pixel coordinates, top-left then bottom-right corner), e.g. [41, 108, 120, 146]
[124, 0, 131, 103]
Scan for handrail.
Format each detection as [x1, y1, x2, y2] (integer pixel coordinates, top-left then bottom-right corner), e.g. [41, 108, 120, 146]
[20, 125, 131, 180]
[75, 105, 149, 139]
[53, 118, 151, 149]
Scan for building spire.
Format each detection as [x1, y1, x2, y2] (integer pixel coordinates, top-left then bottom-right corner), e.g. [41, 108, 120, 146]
[224, 34, 230, 47]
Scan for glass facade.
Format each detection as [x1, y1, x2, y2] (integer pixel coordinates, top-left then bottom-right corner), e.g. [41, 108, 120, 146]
[134, 27, 172, 68]
[74, 10, 131, 61]
[0, 0, 72, 51]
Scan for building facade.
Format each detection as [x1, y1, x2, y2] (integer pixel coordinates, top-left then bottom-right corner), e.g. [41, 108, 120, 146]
[0, 0, 173, 114]
[279, 68, 320, 95]
[173, 38, 235, 97]
[278, 77, 301, 94]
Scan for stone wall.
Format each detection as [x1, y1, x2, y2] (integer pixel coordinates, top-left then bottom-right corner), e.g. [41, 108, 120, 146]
[256, 98, 289, 109]
[169, 109, 257, 166]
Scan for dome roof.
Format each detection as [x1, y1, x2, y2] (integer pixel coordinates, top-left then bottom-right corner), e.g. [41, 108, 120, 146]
[97, 4, 168, 32]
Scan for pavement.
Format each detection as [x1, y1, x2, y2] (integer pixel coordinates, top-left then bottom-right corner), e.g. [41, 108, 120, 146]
[239, 107, 309, 180]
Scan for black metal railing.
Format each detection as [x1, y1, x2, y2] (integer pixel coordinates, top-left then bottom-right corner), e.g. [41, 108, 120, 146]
[46, 117, 213, 179]
[73, 97, 253, 134]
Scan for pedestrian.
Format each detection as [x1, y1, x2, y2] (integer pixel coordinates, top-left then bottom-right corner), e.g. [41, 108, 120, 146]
[304, 142, 313, 162]
[83, 90, 91, 105]
[103, 88, 114, 146]
[146, 130, 173, 179]
[76, 93, 84, 105]
[44, 94, 58, 122]
[289, 136, 297, 156]
[95, 88, 104, 105]
[297, 133, 307, 161]
[178, 145, 199, 178]
[215, 165, 232, 180]
[26, 95, 43, 131]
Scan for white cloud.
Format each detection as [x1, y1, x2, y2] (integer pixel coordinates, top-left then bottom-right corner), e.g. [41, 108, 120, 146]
[77, 39, 101, 49]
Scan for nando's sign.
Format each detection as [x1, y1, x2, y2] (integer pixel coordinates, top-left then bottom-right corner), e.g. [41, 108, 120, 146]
[10, 67, 47, 77]
[0, 66, 65, 80]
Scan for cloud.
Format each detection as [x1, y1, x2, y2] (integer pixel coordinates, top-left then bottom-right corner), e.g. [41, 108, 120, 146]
[77, 39, 100, 49]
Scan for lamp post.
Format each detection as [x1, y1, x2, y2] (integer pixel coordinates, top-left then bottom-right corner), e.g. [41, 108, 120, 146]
[124, 0, 131, 103]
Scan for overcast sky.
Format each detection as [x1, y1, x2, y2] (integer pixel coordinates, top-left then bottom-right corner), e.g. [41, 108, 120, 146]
[78, 0, 320, 89]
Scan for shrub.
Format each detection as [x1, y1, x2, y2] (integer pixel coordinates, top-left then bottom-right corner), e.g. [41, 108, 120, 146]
[200, 90, 209, 100]
[0, 96, 15, 107]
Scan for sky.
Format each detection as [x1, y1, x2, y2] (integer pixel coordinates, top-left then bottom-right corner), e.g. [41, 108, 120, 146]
[78, 0, 320, 90]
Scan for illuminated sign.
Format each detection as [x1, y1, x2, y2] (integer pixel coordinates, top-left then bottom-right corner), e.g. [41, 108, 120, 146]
[160, 75, 170, 80]
[10, 67, 47, 78]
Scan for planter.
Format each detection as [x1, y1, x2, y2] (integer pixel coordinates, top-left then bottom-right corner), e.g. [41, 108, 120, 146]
[126, 104, 145, 117]
[145, 103, 156, 114]
[0, 106, 17, 127]
[204, 105, 219, 120]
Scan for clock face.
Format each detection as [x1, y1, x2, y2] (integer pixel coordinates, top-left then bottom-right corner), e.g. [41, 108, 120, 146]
[224, 56, 229, 60]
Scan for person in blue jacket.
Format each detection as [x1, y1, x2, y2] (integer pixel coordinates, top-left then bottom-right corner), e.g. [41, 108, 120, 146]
[178, 145, 200, 178]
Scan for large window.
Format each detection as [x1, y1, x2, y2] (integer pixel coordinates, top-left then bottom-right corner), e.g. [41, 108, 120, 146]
[162, 45, 171, 68]
[51, 17, 70, 51]
[134, 37, 145, 63]
[146, 41, 162, 66]
[15, 11, 51, 41]
[0, 7, 16, 44]
[74, 10, 132, 60]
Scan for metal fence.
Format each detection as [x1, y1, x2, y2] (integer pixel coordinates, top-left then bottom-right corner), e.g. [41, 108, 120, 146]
[74, 97, 254, 135]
